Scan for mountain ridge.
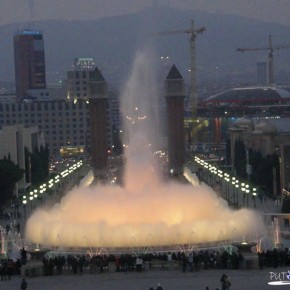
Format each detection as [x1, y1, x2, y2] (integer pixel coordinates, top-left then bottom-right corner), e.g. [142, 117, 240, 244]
[1, 6, 290, 88]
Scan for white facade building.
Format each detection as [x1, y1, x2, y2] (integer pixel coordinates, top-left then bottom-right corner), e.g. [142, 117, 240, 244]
[0, 124, 42, 167]
[0, 124, 42, 193]
[0, 99, 112, 157]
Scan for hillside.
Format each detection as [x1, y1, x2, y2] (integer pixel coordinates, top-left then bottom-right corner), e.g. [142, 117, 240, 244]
[1, 6, 290, 88]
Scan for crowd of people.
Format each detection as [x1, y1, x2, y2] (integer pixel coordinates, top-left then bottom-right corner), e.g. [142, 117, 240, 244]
[0, 258, 17, 281]
[1, 245, 290, 290]
[3, 247, 290, 278]
[258, 247, 290, 269]
[39, 250, 243, 275]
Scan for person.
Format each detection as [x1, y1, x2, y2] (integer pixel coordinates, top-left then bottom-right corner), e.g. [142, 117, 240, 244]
[136, 257, 143, 272]
[220, 273, 231, 290]
[1, 262, 7, 281]
[156, 283, 163, 290]
[20, 278, 28, 290]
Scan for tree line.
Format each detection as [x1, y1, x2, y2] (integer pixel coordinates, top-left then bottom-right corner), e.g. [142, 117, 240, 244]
[0, 145, 49, 210]
[232, 139, 280, 196]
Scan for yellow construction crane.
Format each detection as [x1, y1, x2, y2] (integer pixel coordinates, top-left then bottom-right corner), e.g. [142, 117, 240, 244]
[237, 34, 290, 85]
[153, 20, 205, 118]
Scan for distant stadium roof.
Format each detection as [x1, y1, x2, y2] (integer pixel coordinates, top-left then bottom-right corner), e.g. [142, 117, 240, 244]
[205, 86, 290, 104]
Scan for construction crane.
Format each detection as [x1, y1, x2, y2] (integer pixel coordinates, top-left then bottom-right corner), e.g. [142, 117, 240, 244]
[237, 34, 290, 85]
[154, 20, 205, 118]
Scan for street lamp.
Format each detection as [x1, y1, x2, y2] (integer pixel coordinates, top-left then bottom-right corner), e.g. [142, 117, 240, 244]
[170, 169, 174, 179]
[252, 188, 257, 208]
[231, 180, 236, 204]
[235, 183, 239, 206]
[245, 184, 249, 206]
[22, 197, 27, 221]
[241, 186, 246, 207]
[29, 195, 34, 211]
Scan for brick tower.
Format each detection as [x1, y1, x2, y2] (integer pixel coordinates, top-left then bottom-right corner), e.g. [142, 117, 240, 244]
[89, 66, 108, 176]
[165, 64, 186, 175]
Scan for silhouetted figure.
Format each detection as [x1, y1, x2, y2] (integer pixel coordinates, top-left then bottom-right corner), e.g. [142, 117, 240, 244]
[20, 248, 27, 265]
[20, 278, 27, 290]
[220, 274, 231, 290]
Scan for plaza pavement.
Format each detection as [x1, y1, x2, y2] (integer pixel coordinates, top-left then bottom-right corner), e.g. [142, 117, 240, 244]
[0, 267, 288, 290]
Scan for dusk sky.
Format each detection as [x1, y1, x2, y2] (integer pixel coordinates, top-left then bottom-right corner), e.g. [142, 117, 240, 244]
[1, 0, 290, 27]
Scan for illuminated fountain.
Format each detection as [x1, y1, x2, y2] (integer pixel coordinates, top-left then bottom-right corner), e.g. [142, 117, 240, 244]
[0, 225, 23, 259]
[232, 236, 257, 253]
[272, 217, 282, 249]
[25, 49, 266, 252]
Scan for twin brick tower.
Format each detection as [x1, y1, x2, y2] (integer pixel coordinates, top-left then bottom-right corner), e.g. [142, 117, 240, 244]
[90, 64, 185, 177]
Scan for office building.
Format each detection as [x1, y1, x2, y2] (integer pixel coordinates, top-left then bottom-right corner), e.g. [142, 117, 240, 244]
[14, 30, 46, 101]
[66, 58, 98, 101]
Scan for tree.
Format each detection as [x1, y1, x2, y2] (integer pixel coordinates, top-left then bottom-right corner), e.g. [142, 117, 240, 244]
[249, 149, 263, 184]
[25, 144, 49, 186]
[225, 138, 231, 165]
[0, 159, 24, 208]
[250, 151, 280, 196]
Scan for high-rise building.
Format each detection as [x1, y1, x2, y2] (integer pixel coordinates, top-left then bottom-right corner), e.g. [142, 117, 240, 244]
[13, 30, 46, 100]
[66, 58, 98, 101]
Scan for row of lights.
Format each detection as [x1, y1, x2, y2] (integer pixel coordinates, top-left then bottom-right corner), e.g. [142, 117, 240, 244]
[194, 156, 257, 199]
[22, 161, 83, 205]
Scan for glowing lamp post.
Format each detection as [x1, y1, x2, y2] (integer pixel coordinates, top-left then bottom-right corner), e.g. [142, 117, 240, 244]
[245, 184, 250, 206]
[252, 188, 257, 208]
[235, 183, 239, 206]
[29, 195, 34, 211]
[22, 198, 27, 222]
[224, 175, 230, 200]
[231, 180, 236, 204]
[241, 186, 246, 207]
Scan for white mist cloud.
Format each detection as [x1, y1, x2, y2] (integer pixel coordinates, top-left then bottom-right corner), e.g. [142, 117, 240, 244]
[25, 49, 266, 248]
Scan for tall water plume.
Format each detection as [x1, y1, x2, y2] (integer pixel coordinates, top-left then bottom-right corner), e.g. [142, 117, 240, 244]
[121, 48, 162, 191]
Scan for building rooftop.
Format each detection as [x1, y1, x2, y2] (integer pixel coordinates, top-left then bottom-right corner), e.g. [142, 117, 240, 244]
[205, 86, 290, 104]
[73, 58, 96, 70]
[15, 29, 42, 36]
[166, 64, 183, 80]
